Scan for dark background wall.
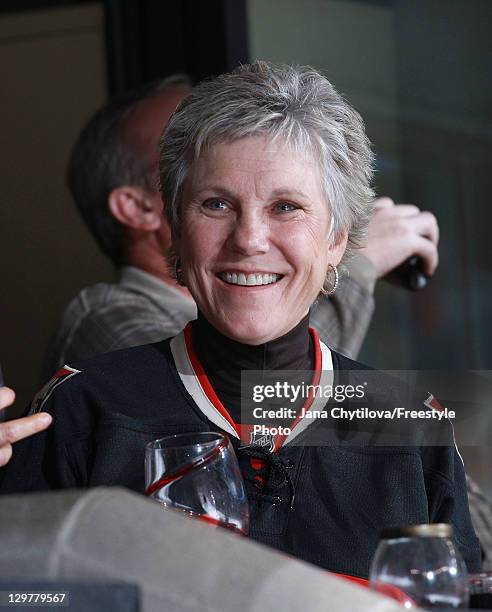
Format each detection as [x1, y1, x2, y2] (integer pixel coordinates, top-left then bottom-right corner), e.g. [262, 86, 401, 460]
[1, 2, 111, 410]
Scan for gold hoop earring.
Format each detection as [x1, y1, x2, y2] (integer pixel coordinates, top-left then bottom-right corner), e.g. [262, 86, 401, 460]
[320, 264, 339, 296]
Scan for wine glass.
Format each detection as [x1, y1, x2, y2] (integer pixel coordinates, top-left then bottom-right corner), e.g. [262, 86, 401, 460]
[369, 524, 469, 609]
[145, 431, 249, 535]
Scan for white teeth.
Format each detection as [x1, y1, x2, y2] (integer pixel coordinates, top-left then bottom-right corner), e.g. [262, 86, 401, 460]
[221, 272, 282, 286]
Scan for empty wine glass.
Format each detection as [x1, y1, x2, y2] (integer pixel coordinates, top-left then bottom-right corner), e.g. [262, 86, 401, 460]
[145, 431, 249, 535]
[370, 524, 469, 609]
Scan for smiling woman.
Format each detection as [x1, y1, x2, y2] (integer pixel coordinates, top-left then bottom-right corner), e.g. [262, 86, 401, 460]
[0, 61, 481, 579]
[175, 136, 345, 344]
[160, 60, 373, 346]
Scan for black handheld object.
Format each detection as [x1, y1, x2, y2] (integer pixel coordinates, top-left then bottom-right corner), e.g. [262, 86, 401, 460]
[385, 256, 429, 291]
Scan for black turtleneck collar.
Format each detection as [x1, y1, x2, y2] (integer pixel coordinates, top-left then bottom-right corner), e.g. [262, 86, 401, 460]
[192, 312, 314, 422]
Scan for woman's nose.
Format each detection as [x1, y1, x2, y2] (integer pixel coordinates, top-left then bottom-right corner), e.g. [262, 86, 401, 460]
[226, 211, 270, 255]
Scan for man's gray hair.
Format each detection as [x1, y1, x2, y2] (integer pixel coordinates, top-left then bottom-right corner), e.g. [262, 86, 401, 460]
[159, 61, 375, 260]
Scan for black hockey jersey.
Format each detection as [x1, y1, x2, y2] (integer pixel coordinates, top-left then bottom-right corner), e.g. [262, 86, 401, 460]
[0, 332, 481, 578]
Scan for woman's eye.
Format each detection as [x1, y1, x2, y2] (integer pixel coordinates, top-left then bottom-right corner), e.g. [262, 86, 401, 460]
[204, 199, 228, 210]
[276, 202, 298, 213]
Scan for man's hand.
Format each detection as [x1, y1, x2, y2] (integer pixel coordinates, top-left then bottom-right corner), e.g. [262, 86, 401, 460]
[0, 387, 52, 467]
[360, 197, 439, 278]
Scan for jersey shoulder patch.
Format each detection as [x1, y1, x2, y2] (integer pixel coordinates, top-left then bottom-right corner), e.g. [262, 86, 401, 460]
[30, 365, 81, 414]
[423, 392, 444, 411]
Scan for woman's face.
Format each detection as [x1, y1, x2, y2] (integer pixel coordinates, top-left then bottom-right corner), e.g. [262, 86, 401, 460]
[175, 136, 347, 345]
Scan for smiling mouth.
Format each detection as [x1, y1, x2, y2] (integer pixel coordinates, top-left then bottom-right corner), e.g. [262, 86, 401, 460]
[218, 272, 283, 286]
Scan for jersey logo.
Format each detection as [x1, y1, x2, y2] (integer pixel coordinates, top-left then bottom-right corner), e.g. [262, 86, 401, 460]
[249, 430, 275, 452]
[30, 365, 81, 414]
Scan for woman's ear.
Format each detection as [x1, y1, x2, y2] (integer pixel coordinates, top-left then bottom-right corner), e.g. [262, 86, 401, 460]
[328, 229, 349, 265]
[108, 186, 163, 231]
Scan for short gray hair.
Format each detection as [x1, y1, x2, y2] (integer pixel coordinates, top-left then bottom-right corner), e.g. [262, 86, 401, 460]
[159, 61, 374, 261]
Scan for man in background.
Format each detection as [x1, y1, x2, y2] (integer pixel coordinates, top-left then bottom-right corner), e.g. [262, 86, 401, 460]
[42, 76, 439, 378]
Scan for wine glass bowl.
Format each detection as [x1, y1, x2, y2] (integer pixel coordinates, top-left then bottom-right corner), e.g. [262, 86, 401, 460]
[145, 432, 249, 535]
[369, 524, 469, 609]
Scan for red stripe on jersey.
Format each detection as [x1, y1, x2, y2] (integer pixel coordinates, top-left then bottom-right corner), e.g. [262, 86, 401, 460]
[30, 365, 81, 414]
[184, 324, 241, 438]
[273, 327, 322, 449]
[183, 322, 323, 452]
[335, 573, 415, 606]
[424, 393, 445, 412]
